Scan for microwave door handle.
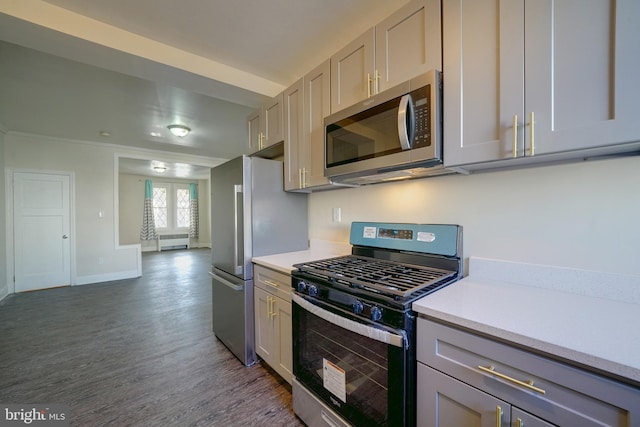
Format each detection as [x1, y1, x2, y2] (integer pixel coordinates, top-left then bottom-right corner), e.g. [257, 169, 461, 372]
[397, 94, 414, 150]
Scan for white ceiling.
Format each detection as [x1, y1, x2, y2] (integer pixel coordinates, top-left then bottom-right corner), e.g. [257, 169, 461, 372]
[0, 0, 409, 178]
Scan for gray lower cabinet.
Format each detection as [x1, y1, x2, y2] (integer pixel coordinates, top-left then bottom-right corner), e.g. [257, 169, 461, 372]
[419, 364, 555, 427]
[253, 264, 293, 384]
[416, 318, 640, 426]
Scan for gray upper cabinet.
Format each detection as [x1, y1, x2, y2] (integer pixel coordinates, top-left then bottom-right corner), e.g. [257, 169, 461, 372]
[283, 78, 304, 191]
[375, 0, 442, 93]
[330, 28, 374, 114]
[247, 109, 262, 154]
[443, 0, 640, 170]
[284, 61, 333, 192]
[330, 0, 441, 114]
[247, 93, 284, 153]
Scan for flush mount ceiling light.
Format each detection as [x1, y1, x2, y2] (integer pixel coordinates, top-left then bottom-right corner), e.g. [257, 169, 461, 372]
[167, 124, 191, 137]
[153, 166, 167, 173]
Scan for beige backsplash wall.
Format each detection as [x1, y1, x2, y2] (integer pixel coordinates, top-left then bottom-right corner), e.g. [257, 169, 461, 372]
[308, 156, 640, 276]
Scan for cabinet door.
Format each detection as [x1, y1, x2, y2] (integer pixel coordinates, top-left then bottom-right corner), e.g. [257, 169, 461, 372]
[254, 286, 274, 363]
[284, 78, 304, 191]
[418, 363, 510, 427]
[330, 28, 375, 114]
[511, 408, 556, 427]
[303, 60, 331, 189]
[274, 297, 293, 384]
[524, 0, 640, 155]
[442, 0, 525, 168]
[263, 93, 284, 148]
[375, 0, 442, 93]
[247, 109, 262, 153]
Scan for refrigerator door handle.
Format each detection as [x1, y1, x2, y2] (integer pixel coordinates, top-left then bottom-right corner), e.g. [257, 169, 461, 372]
[209, 271, 244, 292]
[233, 184, 244, 275]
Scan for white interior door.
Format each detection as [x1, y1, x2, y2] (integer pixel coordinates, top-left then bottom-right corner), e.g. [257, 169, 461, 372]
[14, 172, 71, 292]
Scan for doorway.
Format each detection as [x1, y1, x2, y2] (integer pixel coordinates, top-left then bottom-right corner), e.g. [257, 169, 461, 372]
[12, 171, 73, 292]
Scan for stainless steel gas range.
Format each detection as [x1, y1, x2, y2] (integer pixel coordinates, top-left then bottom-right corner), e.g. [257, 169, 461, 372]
[291, 222, 463, 427]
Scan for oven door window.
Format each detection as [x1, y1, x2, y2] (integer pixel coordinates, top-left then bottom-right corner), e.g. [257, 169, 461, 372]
[293, 296, 407, 426]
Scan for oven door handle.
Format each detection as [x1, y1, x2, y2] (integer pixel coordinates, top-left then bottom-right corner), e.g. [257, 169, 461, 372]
[292, 294, 406, 348]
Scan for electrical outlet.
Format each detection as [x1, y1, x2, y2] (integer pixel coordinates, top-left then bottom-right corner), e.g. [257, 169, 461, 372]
[332, 207, 341, 223]
[98, 257, 104, 265]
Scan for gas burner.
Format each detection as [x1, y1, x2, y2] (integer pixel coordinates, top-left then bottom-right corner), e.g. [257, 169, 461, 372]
[294, 255, 457, 299]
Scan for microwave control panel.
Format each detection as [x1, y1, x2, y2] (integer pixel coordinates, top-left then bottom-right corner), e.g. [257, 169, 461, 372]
[411, 85, 431, 148]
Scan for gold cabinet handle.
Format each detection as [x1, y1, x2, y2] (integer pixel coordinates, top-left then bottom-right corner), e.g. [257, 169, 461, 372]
[517, 417, 524, 427]
[302, 167, 307, 188]
[529, 111, 535, 156]
[478, 365, 546, 394]
[267, 296, 276, 318]
[258, 132, 264, 150]
[512, 114, 518, 158]
[367, 72, 372, 98]
[375, 69, 380, 94]
[298, 168, 303, 188]
[263, 279, 280, 289]
[495, 405, 502, 427]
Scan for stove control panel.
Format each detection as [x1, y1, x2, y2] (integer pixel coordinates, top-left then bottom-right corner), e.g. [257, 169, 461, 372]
[292, 276, 407, 329]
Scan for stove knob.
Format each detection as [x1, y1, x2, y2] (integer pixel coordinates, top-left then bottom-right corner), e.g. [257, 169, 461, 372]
[353, 301, 364, 314]
[370, 306, 383, 322]
[307, 284, 319, 297]
[297, 281, 307, 293]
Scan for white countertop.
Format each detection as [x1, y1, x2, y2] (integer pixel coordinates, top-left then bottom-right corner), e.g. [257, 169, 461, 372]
[412, 257, 640, 386]
[252, 239, 351, 274]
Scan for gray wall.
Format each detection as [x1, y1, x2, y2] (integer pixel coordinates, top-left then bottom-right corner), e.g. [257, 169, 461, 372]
[3, 132, 216, 287]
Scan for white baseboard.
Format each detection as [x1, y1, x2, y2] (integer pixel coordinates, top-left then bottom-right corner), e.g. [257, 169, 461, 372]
[75, 269, 141, 286]
[0, 286, 8, 303]
[140, 243, 210, 252]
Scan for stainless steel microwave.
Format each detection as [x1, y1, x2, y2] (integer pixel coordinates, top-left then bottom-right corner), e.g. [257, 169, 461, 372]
[325, 70, 450, 185]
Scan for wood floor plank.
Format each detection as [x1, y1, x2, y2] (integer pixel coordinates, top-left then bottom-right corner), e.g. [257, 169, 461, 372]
[0, 249, 304, 426]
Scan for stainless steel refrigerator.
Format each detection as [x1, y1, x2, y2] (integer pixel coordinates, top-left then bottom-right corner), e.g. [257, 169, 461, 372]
[210, 155, 308, 366]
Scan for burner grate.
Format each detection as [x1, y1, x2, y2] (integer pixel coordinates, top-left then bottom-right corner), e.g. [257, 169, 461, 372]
[294, 255, 457, 298]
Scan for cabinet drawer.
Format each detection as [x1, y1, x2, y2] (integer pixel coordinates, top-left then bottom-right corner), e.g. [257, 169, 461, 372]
[254, 264, 291, 302]
[417, 318, 640, 426]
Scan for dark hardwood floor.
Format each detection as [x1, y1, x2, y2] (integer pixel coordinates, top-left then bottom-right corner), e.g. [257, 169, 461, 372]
[0, 249, 304, 426]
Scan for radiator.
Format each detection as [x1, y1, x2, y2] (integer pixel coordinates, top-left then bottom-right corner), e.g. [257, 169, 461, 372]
[157, 234, 190, 251]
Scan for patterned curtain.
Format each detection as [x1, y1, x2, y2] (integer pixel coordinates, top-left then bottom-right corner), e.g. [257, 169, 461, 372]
[189, 183, 199, 238]
[140, 179, 158, 240]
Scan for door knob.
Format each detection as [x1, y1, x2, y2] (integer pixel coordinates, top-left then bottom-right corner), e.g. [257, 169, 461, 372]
[62, 234, 69, 239]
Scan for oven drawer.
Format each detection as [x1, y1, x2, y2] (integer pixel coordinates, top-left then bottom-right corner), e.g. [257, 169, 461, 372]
[417, 318, 640, 426]
[254, 264, 291, 302]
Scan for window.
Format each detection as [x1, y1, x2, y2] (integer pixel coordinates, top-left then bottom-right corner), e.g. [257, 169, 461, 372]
[152, 183, 190, 232]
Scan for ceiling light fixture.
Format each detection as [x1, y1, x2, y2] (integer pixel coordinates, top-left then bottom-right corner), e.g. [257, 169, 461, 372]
[167, 124, 191, 137]
[153, 166, 167, 173]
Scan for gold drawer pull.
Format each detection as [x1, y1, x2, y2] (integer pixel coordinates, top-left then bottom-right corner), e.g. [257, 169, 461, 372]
[478, 365, 546, 395]
[495, 405, 502, 427]
[263, 279, 280, 289]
